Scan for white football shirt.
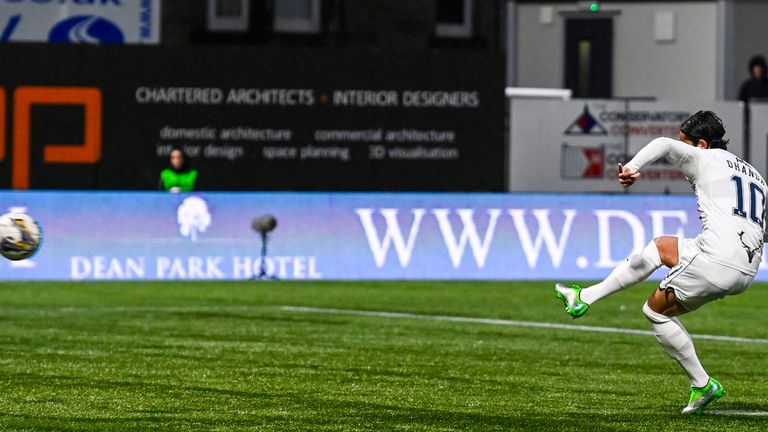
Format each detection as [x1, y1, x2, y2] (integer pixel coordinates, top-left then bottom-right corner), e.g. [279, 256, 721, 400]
[625, 137, 766, 275]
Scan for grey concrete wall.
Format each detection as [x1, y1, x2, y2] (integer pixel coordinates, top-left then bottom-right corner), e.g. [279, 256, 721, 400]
[614, 2, 717, 102]
[730, 0, 768, 100]
[515, 2, 718, 103]
[515, 4, 563, 90]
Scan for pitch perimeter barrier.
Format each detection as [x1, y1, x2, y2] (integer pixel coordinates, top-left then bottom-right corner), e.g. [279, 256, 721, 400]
[4, 190, 768, 281]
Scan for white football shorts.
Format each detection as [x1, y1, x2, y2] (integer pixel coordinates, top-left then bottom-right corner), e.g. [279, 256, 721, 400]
[659, 238, 754, 311]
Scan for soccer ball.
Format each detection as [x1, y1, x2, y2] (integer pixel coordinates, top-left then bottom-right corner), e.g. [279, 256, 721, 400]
[0, 213, 42, 261]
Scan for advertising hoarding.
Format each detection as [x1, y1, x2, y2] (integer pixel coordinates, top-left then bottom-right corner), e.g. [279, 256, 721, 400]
[0, 0, 160, 44]
[509, 99, 744, 193]
[4, 191, 768, 281]
[0, 45, 505, 191]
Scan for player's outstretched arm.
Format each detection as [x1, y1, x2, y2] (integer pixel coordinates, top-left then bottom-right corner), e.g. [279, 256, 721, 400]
[623, 137, 701, 183]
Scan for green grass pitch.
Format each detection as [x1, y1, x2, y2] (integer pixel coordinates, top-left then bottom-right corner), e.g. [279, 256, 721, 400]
[0, 280, 766, 431]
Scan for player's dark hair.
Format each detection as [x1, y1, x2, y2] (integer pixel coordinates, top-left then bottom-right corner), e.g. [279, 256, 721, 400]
[679, 110, 729, 150]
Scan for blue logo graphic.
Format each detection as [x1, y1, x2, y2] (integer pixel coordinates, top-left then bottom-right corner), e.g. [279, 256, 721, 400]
[49, 15, 124, 44]
[1, 15, 21, 42]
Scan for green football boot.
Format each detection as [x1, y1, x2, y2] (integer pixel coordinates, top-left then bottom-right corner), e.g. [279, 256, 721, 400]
[554, 283, 589, 319]
[681, 378, 725, 415]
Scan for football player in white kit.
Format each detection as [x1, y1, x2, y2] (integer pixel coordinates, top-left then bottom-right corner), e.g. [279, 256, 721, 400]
[555, 111, 767, 415]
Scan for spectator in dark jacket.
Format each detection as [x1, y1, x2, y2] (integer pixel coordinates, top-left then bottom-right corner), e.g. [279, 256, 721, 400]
[739, 55, 768, 103]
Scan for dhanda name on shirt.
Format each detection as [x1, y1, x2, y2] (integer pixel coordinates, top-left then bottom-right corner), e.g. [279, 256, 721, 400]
[727, 158, 767, 186]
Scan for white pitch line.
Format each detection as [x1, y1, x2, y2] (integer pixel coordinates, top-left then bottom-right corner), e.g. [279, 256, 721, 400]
[707, 410, 768, 416]
[279, 306, 768, 345]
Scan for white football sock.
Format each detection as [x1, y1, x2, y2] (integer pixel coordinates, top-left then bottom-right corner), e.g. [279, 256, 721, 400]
[642, 302, 709, 388]
[580, 240, 662, 305]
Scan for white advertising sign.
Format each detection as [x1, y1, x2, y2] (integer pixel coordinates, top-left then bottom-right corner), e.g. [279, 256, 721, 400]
[0, 0, 160, 44]
[509, 99, 744, 193]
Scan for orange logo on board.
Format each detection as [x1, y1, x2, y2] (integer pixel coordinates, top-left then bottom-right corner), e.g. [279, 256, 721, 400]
[0, 86, 102, 189]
